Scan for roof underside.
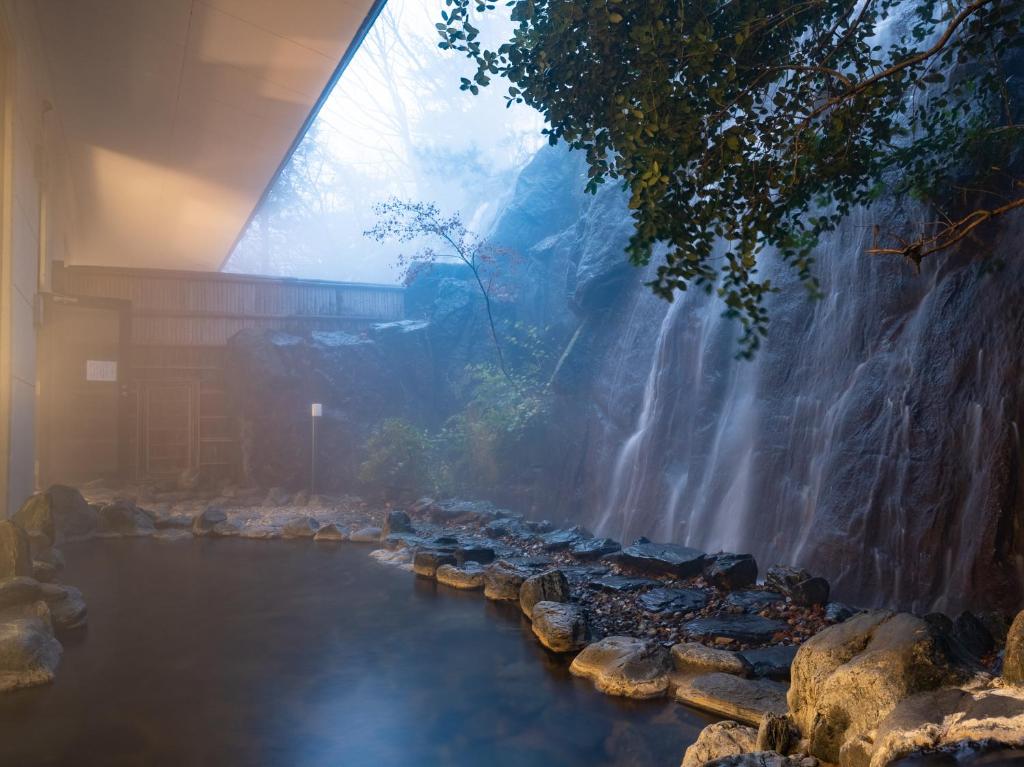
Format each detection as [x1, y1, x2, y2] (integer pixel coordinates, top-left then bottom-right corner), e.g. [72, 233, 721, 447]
[35, 0, 381, 272]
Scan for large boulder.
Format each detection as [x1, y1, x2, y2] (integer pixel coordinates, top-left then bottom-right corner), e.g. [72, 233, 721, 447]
[412, 549, 457, 579]
[682, 721, 759, 767]
[1003, 609, 1024, 684]
[97, 500, 155, 536]
[484, 562, 529, 601]
[0, 606, 62, 692]
[0, 522, 32, 579]
[12, 485, 98, 543]
[192, 507, 238, 537]
[531, 601, 590, 652]
[570, 636, 673, 698]
[519, 569, 570, 619]
[383, 510, 413, 536]
[281, 516, 319, 538]
[863, 685, 1024, 767]
[787, 611, 956, 763]
[707, 554, 758, 591]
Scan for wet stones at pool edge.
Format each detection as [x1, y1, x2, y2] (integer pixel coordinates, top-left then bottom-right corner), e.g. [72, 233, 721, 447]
[681, 721, 758, 767]
[570, 635, 673, 698]
[519, 569, 570, 619]
[413, 549, 457, 578]
[540, 525, 592, 552]
[675, 672, 789, 726]
[672, 641, 753, 677]
[483, 561, 529, 601]
[192, 507, 238, 537]
[383, 510, 413, 536]
[436, 563, 486, 590]
[530, 601, 590, 653]
[313, 523, 347, 542]
[1002, 609, 1024, 684]
[349, 526, 384, 543]
[97, 499, 157, 536]
[12, 485, 98, 543]
[0, 608, 62, 693]
[281, 516, 319, 539]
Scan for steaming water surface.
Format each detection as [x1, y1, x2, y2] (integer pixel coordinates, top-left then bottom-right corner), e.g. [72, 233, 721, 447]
[0, 538, 714, 766]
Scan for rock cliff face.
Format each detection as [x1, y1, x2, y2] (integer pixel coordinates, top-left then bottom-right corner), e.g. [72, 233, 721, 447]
[506, 146, 1024, 615]
[226, 142, 1024, 614]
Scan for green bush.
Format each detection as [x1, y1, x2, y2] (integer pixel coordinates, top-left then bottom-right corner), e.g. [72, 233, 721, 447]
[358, 419, 433, 502]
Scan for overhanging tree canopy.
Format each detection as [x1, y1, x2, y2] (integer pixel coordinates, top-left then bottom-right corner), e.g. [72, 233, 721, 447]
[439, 0, 1023, 354]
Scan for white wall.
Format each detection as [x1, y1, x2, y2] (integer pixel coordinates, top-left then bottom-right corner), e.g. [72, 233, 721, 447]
[0, 1, 78, 515]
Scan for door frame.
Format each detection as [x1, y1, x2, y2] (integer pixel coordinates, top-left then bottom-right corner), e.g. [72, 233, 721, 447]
[137, 378, 200, 479]
[37, 292, 132, 486]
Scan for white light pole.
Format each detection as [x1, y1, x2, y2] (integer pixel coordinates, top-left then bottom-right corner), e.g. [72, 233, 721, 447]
[310, 403, 323, 495]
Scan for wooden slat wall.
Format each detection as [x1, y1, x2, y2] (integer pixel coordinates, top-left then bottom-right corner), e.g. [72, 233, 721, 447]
[51, 262, 405, 483]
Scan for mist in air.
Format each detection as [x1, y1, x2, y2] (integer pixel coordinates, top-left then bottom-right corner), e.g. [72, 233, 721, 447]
[223, 0, 545, 285]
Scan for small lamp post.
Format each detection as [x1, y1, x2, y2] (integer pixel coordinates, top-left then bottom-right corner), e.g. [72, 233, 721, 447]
[310, 403, 323, 495]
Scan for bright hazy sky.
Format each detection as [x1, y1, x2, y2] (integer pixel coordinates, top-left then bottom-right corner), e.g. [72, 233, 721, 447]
[224, 0, 545, 284]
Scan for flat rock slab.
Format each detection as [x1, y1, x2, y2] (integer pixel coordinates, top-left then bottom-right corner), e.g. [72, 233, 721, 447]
[436, 563, 485, 590]
[570, 636, 673, 699]
[639, 587, 708, 614]
[571, 538, 621, 560]
[541, 527, 590, 551]
[740, 645, 798, 681]
[674, 672, 788, 725]
[725, 591, 785, 612]
[685, 614, 789, 644]
[589, 575, 661, 593]
[672, 642, 752, 677]
[616, 541, 708, 577]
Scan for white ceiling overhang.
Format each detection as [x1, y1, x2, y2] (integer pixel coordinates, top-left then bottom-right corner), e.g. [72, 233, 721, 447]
[33, 0, 384, 271]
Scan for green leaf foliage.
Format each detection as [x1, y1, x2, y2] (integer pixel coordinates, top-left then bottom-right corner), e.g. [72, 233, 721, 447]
[439, 0, 1024, 355]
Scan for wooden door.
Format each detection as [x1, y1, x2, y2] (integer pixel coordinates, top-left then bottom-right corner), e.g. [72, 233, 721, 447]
[37, 294, 130, 486]
[140, 380, 198, 478]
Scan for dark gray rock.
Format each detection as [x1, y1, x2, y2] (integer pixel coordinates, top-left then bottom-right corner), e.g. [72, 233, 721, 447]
[638, 587, 708, 614]
[383, 510, 414, 536]
[571, 537, 621, 560]
[531, 601, 590, 652]
[455, 545, 495, 566]
[97, 501, 155, 536]
[741, 645, 799, 681]
[727, 591, 786, 612]
[589, 575, 661, 593]
[0, 522, 32, 579]
[616, 539, 708, 577]
[766, 566, 830, 606]
[825, 602, 858, 623]
[684, 615, 789, 644]
[281, 516, 319, 538]
[707, 553, 758, 591]
[40, 583, 87, 634]
[192, 507, 228, 536]
[953, 611, 995, 658]
[520, 570, 571, 618]
[483, 519, 512, 538]
[524, 520, 555, 534]
[31, 561, 58, 583]
[541, 526, 591, 551]
[412, 550, 457, 579]
[484, 562, 529, 601]
[13, 485, 98, 543]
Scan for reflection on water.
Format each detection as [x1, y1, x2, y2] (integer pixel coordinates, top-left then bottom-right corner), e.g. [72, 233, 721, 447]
[0, 538, 715, 766]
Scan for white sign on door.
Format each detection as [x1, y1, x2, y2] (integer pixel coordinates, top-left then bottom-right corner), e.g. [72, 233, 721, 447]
[85, 360, 118, 382]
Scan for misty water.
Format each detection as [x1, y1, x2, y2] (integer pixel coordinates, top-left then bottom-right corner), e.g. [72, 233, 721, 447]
[0, 538, 714, 766]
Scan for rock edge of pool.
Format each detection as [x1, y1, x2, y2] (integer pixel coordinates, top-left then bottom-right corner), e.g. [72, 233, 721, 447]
[1, 485, 1023, 767]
